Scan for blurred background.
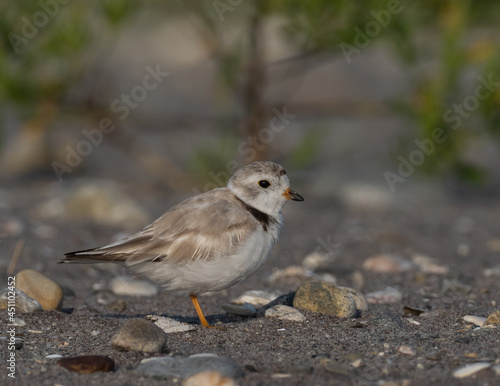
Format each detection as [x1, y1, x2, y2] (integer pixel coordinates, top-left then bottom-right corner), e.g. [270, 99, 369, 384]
[1, 0, 500, 256]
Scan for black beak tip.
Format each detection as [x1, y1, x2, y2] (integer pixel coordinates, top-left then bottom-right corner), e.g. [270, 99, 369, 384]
[291, 191, 304, 202]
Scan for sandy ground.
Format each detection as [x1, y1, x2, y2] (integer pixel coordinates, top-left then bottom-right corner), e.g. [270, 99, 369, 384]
[1, 175, 499, 385]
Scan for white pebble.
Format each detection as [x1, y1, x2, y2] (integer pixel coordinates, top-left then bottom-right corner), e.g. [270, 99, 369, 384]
[11, 318, 26, 327]
[365, 287, 402, 304]
[45, 354, 63, 359]
[110, 276, 158, 297]
[398, 345, 416, 356]
[463, 315, 486, 327]
[145, 315, 195, 333]
[483, 264, 500, 277]
[412, 254, 449, 274]
[231, 290, 281, 307]
[265, 305, 306, 322]
[453, 362, 491, 378]
[302, 252, 335, 271]
[363, 254, 414, 273]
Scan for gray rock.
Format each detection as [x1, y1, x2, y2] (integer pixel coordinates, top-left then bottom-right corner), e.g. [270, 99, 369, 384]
[293, 281, 357, 318]
[136, 353, 243, 380]
[112, 319, 167, 353]
[0, 288, 43, 313]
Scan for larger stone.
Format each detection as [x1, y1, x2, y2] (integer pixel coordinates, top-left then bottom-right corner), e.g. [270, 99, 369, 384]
[14, 270, 63, 310]
[293, 281, 357, 318]
[112, 319, 167, 353]
[136, 354, 243, 380]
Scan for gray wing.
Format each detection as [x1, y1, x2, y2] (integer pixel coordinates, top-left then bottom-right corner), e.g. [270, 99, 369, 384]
[62, 189, 255, 266]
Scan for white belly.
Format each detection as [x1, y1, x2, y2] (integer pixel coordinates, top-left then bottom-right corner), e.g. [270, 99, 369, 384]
[137, 225, 279, 295]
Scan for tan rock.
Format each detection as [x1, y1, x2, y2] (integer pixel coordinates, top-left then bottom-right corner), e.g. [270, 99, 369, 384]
[484, 310, 500, 326]
[15, 269, 63, 310]
[293, 281, 357, 318]
[183, 370, 236, 386]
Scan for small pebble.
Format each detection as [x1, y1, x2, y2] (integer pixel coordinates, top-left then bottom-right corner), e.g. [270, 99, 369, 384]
[362, 254, 414, 273]
[403, 306, 425, 316]
[267, 266, 312, 283]
[183, 370, 236, 386]
[57, 355, 115, 374]
[293, 281, 357, 318]
[456, 244, 471, 257]
[321, 359, 351, 375]
[365, 287, 402, 304]
[0, 288, 43, 313]
[268, 266, 337, 285]
[463, 315, 486, 327]
[222, 302, 257, 316]
[231, 290, 281, 307]
[483, 265, 500, 277]
[302, 252, 335, 271]
[112, 319, 167, 353]
[398, 345, 416, 356]
[0, 336, 23, 349]
[136, 354, 243, 380]
[107, 300, 127, 313]
[452, 362, 491, 378]
[15, 269, 63, 310]
[46, 354, 64, 359]
[0, 218, 24, 237]
[412, 254, 449, 274]
[484, 310, 500, 326]
[146, 315, 196, 333]
[265, 305, 306, 322]
[11, 318, 26, 327]
[110, 276, 158, 297]
[487, 238, 500, 252]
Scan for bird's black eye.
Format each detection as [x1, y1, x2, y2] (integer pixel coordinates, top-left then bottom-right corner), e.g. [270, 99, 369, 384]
[259, 180, 271, 188]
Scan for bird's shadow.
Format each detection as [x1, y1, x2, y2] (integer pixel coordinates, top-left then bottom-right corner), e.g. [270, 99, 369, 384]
[92, 292, 295, 328]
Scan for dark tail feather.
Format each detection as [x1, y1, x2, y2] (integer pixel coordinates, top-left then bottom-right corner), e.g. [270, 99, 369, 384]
[59, 248, 128, 264]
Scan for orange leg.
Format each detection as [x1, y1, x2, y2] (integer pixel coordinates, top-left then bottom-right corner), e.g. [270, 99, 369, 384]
[190, 294, 211, 327]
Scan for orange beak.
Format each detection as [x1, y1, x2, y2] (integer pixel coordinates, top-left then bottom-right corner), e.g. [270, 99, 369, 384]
[283, 187, 304, 201]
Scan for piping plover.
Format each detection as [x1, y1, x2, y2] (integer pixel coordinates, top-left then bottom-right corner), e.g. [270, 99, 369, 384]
[61, 161, 304, 327]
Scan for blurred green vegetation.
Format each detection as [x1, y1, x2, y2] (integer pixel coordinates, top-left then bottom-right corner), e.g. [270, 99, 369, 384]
[1, 0, 500, 183]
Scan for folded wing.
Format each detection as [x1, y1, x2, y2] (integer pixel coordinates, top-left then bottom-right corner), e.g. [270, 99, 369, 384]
[62, 189, 255, 266]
